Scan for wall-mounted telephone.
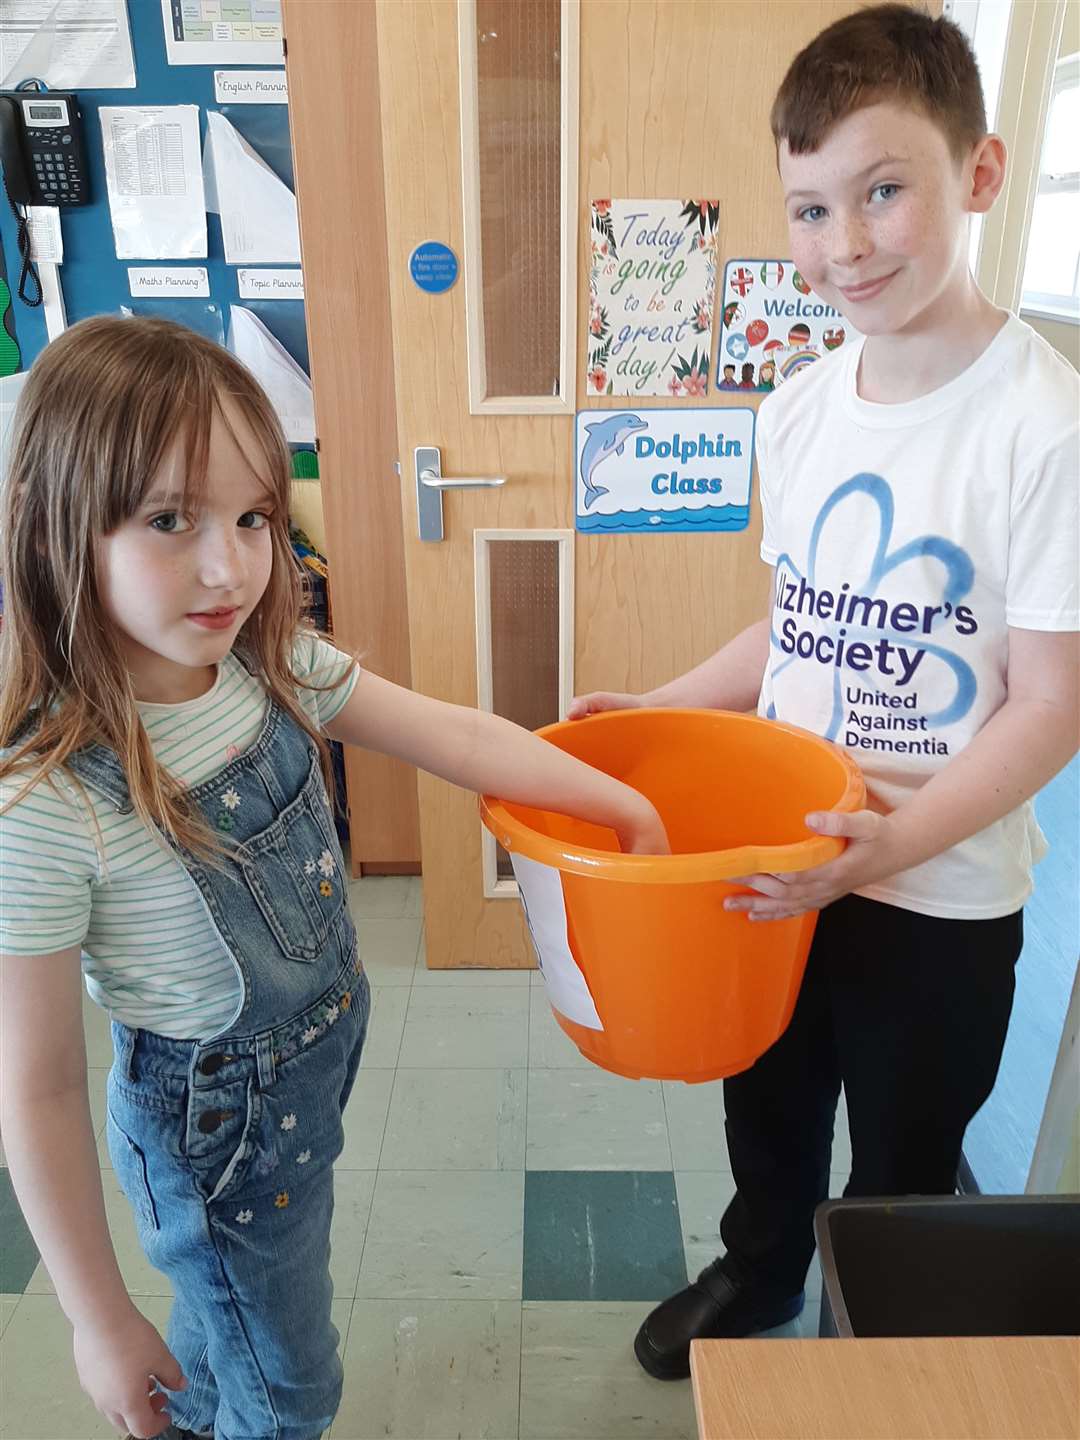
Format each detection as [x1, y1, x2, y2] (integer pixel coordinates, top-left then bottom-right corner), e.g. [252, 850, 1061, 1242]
[0, 91, 89, 208]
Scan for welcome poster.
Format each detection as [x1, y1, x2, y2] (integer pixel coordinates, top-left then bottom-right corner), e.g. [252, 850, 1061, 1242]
[717, 259, 861, 393]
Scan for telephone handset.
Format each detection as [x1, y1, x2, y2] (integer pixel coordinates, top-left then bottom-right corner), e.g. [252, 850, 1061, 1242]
[0, 91, 89, 207]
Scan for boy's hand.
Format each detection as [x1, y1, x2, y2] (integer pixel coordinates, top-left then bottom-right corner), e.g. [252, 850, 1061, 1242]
[724, 810, 900, 921]
[73, 1305, 186, 1437]
[567, 691, 645, 720]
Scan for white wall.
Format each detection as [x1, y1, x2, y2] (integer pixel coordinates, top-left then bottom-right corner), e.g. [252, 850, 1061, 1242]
[1024, 312, 1080, 369]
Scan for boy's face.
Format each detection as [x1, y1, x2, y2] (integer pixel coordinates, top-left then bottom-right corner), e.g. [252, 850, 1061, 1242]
[779, 101, 992, 338]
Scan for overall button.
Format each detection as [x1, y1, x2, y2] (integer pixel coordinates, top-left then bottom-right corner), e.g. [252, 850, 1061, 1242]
[198, 1053, 226, 1076]
[197, 1110, 225, 1134]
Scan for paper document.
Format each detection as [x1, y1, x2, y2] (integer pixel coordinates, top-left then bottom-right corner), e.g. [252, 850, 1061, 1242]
[26, 206, 63, 264]
[100, 106, 207, 260]
[203, 111, 299, 265]
[511, 854, 603, 1031]
[0, 1, 135, 89]
[227, 306, 313, 444]
[162, 0, 283, 67]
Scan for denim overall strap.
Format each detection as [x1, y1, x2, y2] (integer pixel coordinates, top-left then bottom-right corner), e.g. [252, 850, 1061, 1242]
[63, 739, 132, 811]
[66, 697, 357, 1039]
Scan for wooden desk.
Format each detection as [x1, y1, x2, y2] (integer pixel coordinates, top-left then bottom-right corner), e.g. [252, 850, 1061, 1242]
[690, 1336, 1080, 1440]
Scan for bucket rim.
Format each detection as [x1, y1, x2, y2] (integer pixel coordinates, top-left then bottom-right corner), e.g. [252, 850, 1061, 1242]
[479, 708, 866, 884]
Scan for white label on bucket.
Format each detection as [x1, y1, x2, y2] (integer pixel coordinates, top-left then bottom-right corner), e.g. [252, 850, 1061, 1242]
[511, 854, 603, 1031]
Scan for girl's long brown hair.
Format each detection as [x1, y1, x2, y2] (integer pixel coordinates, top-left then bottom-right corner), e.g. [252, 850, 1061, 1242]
[0, 315, 342, 858]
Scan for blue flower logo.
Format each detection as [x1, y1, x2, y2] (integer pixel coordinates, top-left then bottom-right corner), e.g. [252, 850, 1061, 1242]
[768, 473, 977, 741]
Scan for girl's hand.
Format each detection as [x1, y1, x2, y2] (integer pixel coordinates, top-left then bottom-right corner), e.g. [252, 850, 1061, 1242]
[73, 1305, 186, 1438]
[613, 795, 671, 855]
[567, 691, 645, 720]
[723, 810, 900, 921]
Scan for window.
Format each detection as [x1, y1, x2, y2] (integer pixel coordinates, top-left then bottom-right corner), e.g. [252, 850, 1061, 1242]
[1021, 52, 1080, 321]
[458, 0, 580, 414]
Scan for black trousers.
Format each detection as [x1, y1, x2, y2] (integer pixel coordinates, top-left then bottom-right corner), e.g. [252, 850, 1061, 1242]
[720, 894, 1022, 1292]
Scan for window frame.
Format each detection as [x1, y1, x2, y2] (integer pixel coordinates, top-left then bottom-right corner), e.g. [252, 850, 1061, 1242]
[1021, 50, 1080, 323]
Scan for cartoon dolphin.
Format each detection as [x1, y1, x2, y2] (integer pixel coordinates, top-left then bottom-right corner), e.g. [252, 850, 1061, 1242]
[579, 413, 648, 510]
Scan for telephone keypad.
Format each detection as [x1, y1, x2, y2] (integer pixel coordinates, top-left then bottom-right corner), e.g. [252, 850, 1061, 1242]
[29, 139, 84, 203]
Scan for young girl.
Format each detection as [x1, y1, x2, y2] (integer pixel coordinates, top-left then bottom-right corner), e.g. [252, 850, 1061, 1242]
[0, 316, 668, 1440]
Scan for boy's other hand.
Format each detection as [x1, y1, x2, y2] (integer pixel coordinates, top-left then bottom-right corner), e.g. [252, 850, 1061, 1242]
[568, 691, 644, 720]
[724, 809, 900, 920]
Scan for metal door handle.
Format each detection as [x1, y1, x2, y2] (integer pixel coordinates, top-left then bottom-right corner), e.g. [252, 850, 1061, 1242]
[415, 446, 507, 541]
[419, 468, 506, 491]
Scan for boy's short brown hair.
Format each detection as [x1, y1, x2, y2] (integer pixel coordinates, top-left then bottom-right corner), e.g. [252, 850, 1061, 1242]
[771, 3, 988, 160]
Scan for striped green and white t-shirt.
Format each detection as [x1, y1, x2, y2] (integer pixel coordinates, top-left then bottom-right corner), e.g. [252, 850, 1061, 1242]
[0, 633, 359, 1039]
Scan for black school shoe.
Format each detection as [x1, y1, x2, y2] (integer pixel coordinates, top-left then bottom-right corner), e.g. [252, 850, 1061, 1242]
[634, 1258, 805, 1380]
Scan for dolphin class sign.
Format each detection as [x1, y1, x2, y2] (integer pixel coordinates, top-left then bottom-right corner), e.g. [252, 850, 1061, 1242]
[574, 407, 755, 535]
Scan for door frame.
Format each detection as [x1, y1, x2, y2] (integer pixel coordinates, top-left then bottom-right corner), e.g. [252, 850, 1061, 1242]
[283, 0, 421, 873]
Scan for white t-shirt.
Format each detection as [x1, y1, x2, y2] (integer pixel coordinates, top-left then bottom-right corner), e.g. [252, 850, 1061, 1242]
[757, 316, 1079, 920]
[0, 633, 358, 1038]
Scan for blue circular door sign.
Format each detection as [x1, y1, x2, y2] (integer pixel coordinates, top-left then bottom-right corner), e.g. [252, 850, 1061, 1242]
[409, 241, 459, 294]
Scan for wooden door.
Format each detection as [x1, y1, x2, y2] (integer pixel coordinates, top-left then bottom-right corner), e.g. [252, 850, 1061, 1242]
[289, 0, 860, 968]
[377, 0, 858, 969]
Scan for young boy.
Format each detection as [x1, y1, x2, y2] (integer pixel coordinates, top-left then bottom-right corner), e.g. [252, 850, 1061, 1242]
[572, 3, 1078, 1379]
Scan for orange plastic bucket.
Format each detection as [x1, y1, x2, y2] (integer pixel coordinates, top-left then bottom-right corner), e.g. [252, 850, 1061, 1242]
[480, 709, 865, 1083]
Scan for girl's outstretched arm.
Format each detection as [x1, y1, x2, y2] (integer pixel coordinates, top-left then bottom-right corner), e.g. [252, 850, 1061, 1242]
[0, 946, 185, 1435]
[325, 671, 669, 855]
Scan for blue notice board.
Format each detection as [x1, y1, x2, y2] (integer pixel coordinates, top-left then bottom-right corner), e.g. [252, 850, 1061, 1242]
[0, 1, 308, 376]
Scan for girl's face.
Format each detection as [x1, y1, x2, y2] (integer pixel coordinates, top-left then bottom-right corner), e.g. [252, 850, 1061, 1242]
[96, 401, 276, 703]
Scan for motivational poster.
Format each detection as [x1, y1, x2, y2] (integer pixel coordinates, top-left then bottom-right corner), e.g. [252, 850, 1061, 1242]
[587, 199, 719, 398]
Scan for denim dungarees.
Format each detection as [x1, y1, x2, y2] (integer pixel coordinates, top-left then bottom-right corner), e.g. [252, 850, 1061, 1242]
[67, 696, 370, 1440]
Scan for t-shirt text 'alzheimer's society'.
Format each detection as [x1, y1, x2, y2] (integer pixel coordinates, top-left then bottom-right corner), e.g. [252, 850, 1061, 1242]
[773, 562, 980, 757]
